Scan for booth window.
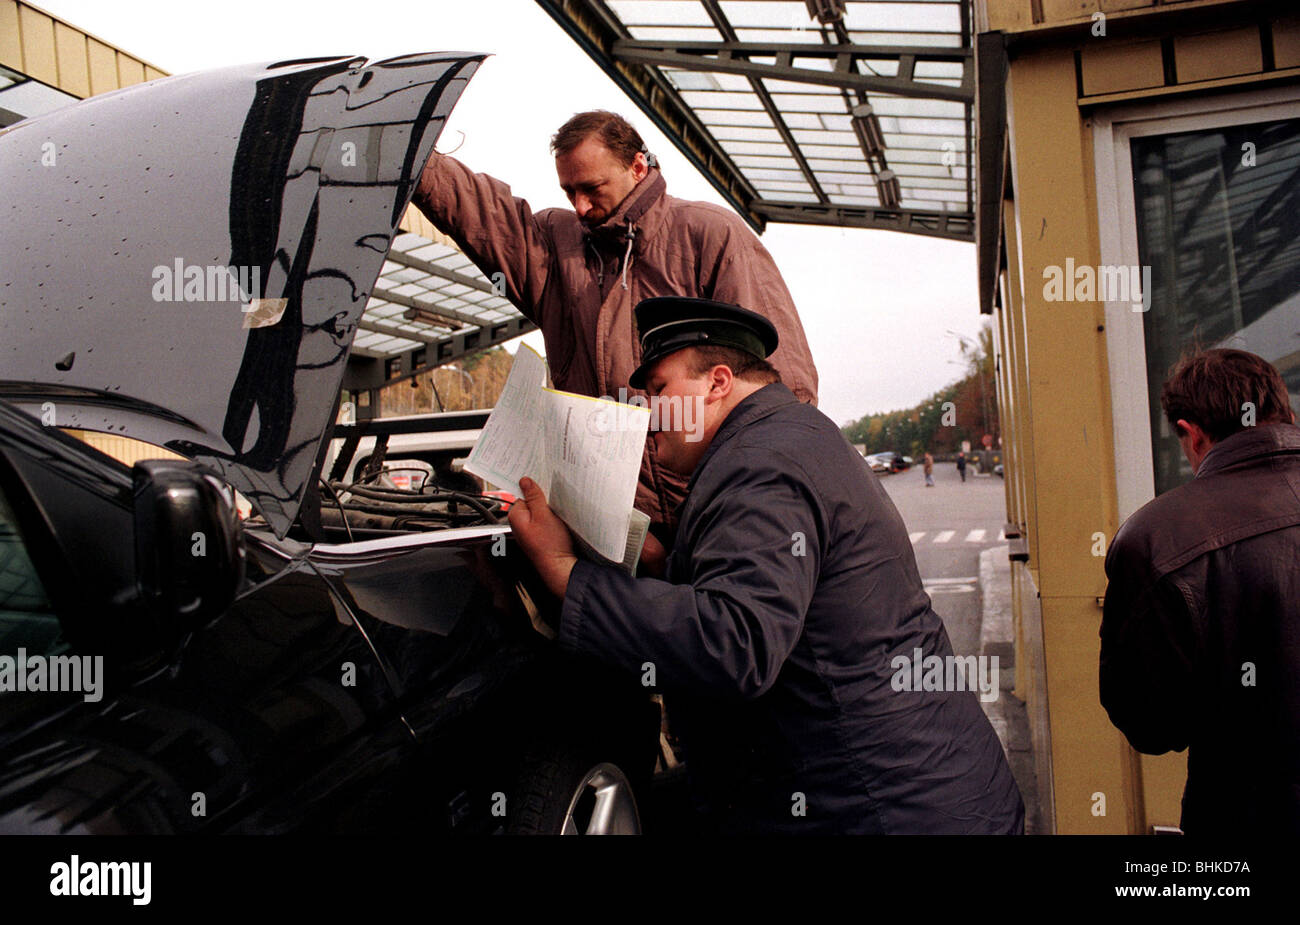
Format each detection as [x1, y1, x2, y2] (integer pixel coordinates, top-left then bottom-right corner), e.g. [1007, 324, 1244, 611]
[1131, 117, 1300, 496]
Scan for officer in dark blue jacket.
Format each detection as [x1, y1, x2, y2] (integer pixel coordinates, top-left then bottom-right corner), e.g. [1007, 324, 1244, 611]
[510, 296, 1024, 834]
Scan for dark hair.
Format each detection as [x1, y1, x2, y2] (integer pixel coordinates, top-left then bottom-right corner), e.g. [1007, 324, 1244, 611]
[550, 111, 645, 166]
[1160, 348, 1294, 441]
[684, 345, 781, 386]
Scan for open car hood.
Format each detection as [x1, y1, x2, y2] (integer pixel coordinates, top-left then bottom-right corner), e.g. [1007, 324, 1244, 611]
[0, 52, 482, 536]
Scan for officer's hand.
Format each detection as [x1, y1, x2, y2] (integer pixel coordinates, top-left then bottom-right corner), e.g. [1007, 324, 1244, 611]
[509, 476, 578, 599]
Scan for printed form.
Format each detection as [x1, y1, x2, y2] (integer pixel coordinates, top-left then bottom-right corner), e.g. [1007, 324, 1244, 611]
[465, 345, 651, 565]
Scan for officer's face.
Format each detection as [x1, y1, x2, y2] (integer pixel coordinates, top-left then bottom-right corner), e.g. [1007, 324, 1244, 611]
[556, 137, 648, 227]
[644, 350, 717, 476]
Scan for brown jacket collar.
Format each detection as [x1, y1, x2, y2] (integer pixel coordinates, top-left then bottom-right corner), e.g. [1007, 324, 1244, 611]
[1197, 421, 1300, 478]
[583, 167, 667, 248]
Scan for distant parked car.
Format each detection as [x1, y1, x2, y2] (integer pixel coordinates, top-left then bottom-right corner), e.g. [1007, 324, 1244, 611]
[865, 452, 912, 474]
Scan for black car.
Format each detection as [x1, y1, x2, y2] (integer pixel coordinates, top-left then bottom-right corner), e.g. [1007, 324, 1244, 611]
[0, 53, 657, 835]
[865, 451, 912, 474]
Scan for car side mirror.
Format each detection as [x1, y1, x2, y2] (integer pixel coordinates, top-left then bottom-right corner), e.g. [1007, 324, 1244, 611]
[133, 460, 244, 633]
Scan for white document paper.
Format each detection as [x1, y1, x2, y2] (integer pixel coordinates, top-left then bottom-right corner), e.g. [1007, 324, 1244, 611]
[465, 345, 651, 565]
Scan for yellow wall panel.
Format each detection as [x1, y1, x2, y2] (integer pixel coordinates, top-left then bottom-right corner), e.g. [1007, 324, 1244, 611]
[1041, 0, 1098, 23]
[1174, 27, 1262, 83]
[65, 430, 181, 466]
[1006, 49, 1110, 602]
[0, 1, 22, 72]
[86, 37, 117, 95]
[400, 203, 457, 247]
[1013, 562, 1056, 831]
[1270, 15, 1300, 70]
[17, 2, 56, 85]
[1004, 47, 1139, 832]
[1139, 752, 1188, 831]
[115, 51, 145, 88]
[1099, 0, 1153, 10]
[979, 0, 1036, 32]
[52, 20, 88, 98]
[1080, 40, 1164, 96]
[4, 3, 167, 96]
[1041, 594, 1130, 832]
[1002, 196, 1036, 558]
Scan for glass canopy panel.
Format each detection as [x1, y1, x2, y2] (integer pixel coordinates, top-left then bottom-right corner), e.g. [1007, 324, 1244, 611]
[712, 125, 786, 143]
[680, 90, 764, 111]
[720, 139, 797, 156]
[847, 31, 962, 46]
[539, 0, 975, 237]
[608, 0, 716, 25]
[765, 93, 852, 114]
[719, 1, 818, 29]
[625, 25, 724, 40]
[859, 60, 900, 78]
[708, 109, 795, 127]
[352, 229, 529, 359]
[844, 2, 964, 32]
[733, 28, 826, 43]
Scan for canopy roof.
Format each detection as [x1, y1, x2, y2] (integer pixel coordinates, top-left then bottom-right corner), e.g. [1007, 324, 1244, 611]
[537, 0, 974, 240]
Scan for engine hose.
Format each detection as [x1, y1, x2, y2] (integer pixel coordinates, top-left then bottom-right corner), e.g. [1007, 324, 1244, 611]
[335, 482, 501, 524]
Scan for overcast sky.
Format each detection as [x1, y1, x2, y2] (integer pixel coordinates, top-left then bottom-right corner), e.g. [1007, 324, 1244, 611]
[35, 0, 987, 427]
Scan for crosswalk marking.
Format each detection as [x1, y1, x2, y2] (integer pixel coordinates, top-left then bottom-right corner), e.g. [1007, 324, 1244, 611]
[909, 528, 1003, 546]
[923, 577, 979, 593]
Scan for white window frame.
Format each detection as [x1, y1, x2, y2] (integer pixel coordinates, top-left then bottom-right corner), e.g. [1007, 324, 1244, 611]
[1091, 85, 1300, 522]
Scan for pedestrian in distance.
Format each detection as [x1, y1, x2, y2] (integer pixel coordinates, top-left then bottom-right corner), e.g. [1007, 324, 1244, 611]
[956, 450, 967, 483]
[923, 451, 935, 487]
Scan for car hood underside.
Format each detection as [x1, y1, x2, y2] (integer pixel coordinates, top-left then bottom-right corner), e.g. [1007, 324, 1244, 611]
[0, 52, 483, 536]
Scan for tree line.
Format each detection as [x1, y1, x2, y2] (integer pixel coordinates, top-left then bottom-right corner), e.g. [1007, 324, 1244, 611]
[840, 323, 998, 459]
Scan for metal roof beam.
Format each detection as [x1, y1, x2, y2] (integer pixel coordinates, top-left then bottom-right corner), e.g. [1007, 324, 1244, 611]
[975, 31, 1008, 315]
[388, 249, 497, 294]
[368, 287, 494, 330]
[752, 200, 973, 241]
[612, 41, 973, 103]
[344, 316, 536, 392]
[536, 0, 766, 229]
[698, 0, 827, 203]
[357, 319, 456, 347]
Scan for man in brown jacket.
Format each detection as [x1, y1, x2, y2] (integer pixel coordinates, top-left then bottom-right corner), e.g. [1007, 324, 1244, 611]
[411, 110, 819, 527]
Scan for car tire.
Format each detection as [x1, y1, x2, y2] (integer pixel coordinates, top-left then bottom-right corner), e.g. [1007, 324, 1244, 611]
[507, 743, 642, 835]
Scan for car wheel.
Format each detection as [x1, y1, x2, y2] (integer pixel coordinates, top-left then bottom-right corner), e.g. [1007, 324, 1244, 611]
[508, 746, 642, 835]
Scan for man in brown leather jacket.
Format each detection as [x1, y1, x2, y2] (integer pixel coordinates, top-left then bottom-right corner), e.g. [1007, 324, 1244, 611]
[411, 110, 819, 527]
[1100, 348, 1300, 834]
